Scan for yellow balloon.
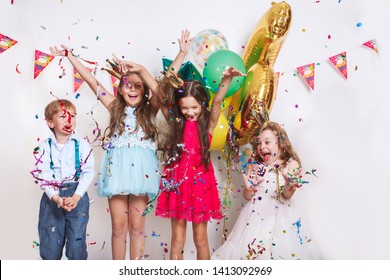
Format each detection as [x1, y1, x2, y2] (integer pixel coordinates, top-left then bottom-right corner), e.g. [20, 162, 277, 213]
[222, 95, 233, 111]
[210, 113, 229, 150]
[233, 110, 241, 130]
[209, 93, 233, 111]
[228, 93, 241, 115]
[232, 1, 292, 145]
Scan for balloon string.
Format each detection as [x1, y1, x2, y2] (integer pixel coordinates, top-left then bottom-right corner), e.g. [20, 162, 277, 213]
[220, 114, 242, 243]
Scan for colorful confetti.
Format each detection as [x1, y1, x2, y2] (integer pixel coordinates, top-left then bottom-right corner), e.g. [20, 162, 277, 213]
[16, 63, 21, 73]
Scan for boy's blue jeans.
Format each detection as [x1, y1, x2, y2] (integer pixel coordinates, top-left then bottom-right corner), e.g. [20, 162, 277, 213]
[38, 182, 89, 260]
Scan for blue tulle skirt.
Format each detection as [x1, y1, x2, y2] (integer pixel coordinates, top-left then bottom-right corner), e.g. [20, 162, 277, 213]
[98, 146, 160, 199]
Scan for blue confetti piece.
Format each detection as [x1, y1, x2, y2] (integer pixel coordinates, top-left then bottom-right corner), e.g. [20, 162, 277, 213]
[356, 22, 362, 27]
[75, 93, 80, 99]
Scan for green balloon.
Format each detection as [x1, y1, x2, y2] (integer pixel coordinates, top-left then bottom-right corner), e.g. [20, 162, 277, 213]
[238, 70, 254, 110]
[202, 50, 246, 97]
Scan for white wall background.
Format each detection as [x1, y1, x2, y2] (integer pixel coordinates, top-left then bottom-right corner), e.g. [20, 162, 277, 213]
[0, 0, 389, 260]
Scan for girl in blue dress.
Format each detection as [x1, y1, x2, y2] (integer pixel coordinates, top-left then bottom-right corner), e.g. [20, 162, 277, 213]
[50, 45, 160, 260]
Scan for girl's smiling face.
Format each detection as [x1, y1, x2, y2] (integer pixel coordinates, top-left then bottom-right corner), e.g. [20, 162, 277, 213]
[119, 73, 145, 107]
[256, 129, 281, 164]
[179, 96, 202, 121]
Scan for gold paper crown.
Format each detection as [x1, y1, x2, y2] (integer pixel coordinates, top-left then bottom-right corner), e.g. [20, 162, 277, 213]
[101, 55, 123, 80]
[161, 69, 184, 89]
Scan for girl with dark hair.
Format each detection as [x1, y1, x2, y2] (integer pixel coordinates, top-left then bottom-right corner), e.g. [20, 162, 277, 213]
[134, 30, 244, 260]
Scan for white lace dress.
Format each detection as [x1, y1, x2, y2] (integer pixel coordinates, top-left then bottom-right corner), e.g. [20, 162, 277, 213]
[98, 107, 160, 198]
[212, 162, 322, 260]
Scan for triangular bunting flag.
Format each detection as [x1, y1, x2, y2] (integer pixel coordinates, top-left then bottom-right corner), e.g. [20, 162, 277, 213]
[73, 67, 92, 93]
[297, 63, 315, 91]
[0, 34, 18, 54]
[329, 52, 348, 79]
[111, 76, 120, 97]
[34, 50, 55, 79]
[362, 39, 378, 53]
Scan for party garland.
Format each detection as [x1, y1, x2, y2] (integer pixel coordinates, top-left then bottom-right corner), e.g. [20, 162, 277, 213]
[0, 32, 379, 97]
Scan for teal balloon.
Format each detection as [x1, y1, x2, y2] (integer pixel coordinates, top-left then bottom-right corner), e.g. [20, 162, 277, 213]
[162, 58, 205, 84]
[162, 58, 208, 98]
[202, 50, 246, 97]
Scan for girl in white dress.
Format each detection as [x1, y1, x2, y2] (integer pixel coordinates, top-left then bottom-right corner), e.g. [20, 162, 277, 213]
[212, 122, 322, 260]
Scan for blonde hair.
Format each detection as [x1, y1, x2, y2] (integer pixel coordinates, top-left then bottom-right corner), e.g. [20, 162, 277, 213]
[44, 99, 76, 132]
[250, 121, 301, 168]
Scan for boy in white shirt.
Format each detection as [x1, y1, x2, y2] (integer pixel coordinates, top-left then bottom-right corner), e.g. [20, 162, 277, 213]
[33, 99, 95, 259]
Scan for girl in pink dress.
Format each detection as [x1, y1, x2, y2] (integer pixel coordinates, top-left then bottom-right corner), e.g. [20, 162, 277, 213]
[154, 31, 245, 260]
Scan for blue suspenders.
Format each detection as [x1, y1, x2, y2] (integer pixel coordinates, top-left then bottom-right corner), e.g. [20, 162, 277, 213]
[48, 138, 81, 181]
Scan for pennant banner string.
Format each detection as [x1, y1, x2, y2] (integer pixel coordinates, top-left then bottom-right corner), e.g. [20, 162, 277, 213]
[0, 32, 378, 92]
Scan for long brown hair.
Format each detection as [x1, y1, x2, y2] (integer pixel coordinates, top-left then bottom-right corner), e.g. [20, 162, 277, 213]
[159, 79, 211, 169]
[105, 72, 156, 141]
[250, 121, 301, 168]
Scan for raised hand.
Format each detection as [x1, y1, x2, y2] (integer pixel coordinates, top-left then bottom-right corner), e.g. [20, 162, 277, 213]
[178, 29, 191, 55]
[222, 67, 246, 78]
[115, 59, 144, 74]
[49, 44, 71, 57]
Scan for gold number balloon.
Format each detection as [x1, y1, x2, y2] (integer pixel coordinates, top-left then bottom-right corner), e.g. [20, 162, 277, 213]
[231, 1, 292, 145]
